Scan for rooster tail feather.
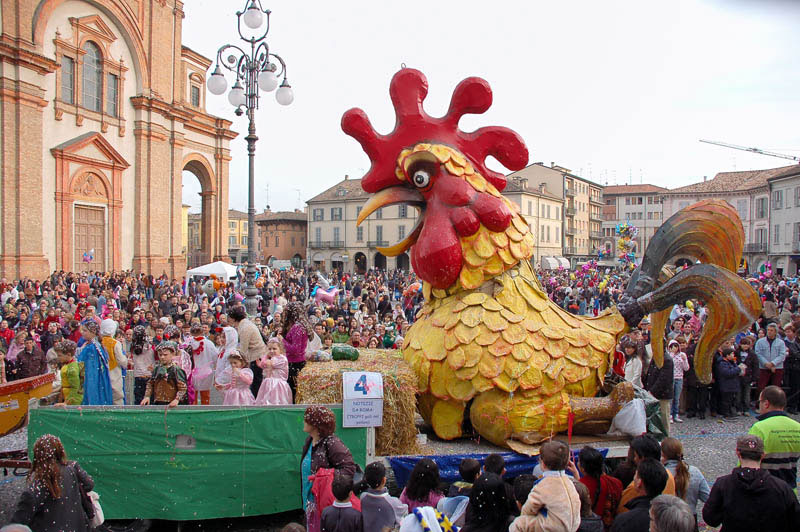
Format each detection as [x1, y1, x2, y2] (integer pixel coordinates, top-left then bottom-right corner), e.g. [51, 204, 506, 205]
[636, 264, 761, 383]
[625, 199, 744, 300]
[617, 200, 761, 383]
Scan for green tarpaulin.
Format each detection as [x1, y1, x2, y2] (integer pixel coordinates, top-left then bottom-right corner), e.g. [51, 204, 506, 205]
[28, 405, 366, 521]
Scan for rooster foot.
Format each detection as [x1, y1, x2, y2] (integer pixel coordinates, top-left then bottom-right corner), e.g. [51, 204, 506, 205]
[569, 381, 634, 425]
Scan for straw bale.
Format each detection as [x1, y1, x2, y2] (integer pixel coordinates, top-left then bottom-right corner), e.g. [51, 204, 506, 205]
[297, 349, 419, 456]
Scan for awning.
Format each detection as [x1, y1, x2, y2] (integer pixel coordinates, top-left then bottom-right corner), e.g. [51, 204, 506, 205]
[186, 261, 238, 281]
[541, 257, 559, 270]
[556, 257, 570, 269]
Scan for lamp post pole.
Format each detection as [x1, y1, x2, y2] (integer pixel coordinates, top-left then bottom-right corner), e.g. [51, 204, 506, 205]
[206, 0, 294, 316]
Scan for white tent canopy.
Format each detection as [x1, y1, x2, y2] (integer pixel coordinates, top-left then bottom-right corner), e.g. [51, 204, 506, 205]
[541, 257, 570, 270]
[186, 261, 238, 281]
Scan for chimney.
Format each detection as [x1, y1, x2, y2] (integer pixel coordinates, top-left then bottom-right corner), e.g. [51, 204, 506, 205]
[703, 176, 707, 182]
[344, 174, 349, 180]
[294, 208, 301, 213]
[520, 178, 528, 189]
[551, 162, 555, 168]
[539, 183, 546, 193]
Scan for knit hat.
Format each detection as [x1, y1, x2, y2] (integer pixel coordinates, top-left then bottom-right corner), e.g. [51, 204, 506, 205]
[81, 319, 100, 335]
[163, 324, 180, 339]
[156, 340, 178, 353]
[736, 434, 764, 455]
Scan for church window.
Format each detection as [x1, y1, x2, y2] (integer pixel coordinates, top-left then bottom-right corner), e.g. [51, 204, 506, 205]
[62, 57, 75, 104]
[81, 42, 103, 112]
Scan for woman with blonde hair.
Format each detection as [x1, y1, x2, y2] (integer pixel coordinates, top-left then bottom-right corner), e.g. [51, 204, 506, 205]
[12, 434, 94, 531]
[660, 437, 710, 527]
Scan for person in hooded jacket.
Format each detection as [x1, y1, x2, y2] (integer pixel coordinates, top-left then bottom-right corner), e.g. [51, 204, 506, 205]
[702, 434, 800, 532]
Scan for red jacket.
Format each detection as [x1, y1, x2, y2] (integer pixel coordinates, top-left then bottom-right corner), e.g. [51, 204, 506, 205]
[310, 468, 361, 514]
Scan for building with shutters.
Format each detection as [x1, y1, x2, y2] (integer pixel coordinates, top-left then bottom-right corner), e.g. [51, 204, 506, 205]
[767, 167, 800, 277]
[305, 176, 420, 274]
[505, 162, 603, 265]
[500, 175, 566, 269]
[0, 0, 236, 279]
[255, 209, 307, 267]
[600, 184, 667, 263]
[661, 165, 798, 273]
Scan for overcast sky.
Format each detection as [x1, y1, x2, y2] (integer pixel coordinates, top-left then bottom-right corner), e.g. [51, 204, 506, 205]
[180, 0, 800, 213]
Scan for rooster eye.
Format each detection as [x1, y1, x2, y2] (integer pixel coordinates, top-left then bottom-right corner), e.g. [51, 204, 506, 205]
[412, 169, 431, 188]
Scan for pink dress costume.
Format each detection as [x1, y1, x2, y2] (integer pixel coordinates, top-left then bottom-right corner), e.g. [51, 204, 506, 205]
[222, 367, 255, 406]
[255, 354, 292, 405]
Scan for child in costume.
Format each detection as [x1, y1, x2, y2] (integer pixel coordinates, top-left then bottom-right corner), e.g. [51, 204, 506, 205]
[187, 323, 217, 405]
[222, 351, 255, 406]
[255, 337, 292, 405]
[140, 341, 187, 408]
[130, 325, 155, 405]
[54, 340, 83, 406]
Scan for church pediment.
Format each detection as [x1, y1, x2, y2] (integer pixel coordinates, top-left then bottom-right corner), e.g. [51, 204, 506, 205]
[51, 132, 130, 169]
[69, 15, 117, 44]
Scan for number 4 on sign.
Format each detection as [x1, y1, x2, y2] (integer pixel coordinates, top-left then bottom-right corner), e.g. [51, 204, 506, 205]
[354, 374, 368, 395]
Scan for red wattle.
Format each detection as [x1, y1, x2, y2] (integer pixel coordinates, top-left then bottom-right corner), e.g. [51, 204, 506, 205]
[473, 193, 512, 232]
[411, 202, 462, 289]
[451, 207, 480, 237]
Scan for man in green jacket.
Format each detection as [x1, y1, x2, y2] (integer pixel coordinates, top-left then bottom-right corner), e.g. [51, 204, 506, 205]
[749, 385, 800, 489]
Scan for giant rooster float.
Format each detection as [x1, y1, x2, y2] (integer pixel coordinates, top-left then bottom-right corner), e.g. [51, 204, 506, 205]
[343, 69, 762, 447]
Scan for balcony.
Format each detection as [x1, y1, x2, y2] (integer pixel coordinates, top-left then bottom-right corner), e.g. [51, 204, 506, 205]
[793, 242, 800, 253]
[565, 187, 576, 197]
[564, 226, 576, 236]
[564, 246, 578, 255]
[744, 243, 767, 253]
[309, 240, 329, 249]
[367, 240, 389, 248]
[590, 231, 603, 239]
[589, 213, 603, 222]
[565, 207, 576, 217]
[330, 241, 345, 248]
[590, 197, 603, 206]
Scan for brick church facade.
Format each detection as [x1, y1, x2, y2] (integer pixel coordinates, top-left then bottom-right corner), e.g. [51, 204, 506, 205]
[0, 0, 235, 279]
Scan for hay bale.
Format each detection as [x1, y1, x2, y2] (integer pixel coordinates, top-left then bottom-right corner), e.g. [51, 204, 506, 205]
[297, 349, 419, 456]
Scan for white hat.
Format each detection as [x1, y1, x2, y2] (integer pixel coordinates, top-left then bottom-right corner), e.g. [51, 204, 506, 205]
[99, 318, 117, 337]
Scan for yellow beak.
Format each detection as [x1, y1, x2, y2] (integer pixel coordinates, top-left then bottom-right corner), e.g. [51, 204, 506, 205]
[357, 186, 425, 257]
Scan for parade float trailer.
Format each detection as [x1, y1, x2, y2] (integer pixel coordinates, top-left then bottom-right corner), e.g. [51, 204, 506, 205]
[27, 404, 366, 521]
[24, 400, 633, 524]
[0, 374, 55, 470]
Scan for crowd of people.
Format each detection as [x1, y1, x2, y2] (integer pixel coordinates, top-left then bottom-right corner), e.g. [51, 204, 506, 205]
[1, 265, 799, 532]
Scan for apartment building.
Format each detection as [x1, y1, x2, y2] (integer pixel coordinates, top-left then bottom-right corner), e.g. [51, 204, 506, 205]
[255, 209, 307, 267]
[505, 162, 602, 265]
[767, 167, 800, 276]
[600, 185, 667, 261]
[306, 176, 420, 273]
[661, 165, 798, 273]
[501, 176, 567, 268]
[187, 212, 203, 268]
[226, 209, 250, 264]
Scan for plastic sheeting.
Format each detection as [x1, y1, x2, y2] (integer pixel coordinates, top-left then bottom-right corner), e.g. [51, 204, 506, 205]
[388, 449, 609, 489]
[27, 405, 367, 520]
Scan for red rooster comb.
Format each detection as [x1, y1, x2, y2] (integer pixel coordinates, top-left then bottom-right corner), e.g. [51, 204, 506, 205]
[342, 69, 529, 193]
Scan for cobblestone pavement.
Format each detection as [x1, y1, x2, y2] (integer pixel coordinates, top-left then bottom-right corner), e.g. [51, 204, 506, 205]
[2, 409, 797, 531]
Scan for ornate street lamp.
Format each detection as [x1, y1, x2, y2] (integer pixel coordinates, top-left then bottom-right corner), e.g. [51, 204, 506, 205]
[207, 0, 293, 316]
